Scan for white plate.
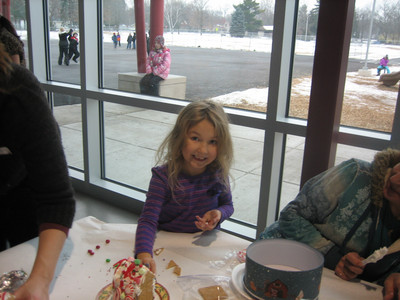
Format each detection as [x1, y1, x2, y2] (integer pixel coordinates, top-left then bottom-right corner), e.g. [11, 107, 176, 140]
[231, 264, 253, 300]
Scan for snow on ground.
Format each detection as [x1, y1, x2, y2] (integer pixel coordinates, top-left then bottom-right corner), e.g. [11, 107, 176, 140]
[42, 30, 400, 61]
[212, 67, 399, 110]
[31, 30, 400, 108]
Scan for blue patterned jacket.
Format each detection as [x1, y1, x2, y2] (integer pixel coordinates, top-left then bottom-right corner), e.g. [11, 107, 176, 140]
[260, 158, 400, 284]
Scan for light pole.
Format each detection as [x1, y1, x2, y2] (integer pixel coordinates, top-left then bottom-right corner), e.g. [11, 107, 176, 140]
[362, 0, 377, 70]
[305, 13, 310, 41]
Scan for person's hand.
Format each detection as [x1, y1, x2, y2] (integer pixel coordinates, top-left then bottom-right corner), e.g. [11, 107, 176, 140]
[334, 252, 365, 281]
[137, 252, 156, 273]
[12, 275, 50, 300]
[383, 273, 400, 300]
[195, 209, 222, 231]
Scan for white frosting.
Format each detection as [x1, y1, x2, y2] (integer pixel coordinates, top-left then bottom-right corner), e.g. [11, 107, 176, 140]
[111, 257, 155, 299]
[362, 247, 388, 265]
[265, 264, 301, 271]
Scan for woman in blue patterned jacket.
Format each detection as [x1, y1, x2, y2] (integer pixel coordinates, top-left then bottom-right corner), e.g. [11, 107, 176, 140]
[260, 148, 400, 299]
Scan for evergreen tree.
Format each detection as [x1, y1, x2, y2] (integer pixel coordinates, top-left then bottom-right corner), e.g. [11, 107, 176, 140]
[230, 7, 246, 37]
[233, 0, 264, 33]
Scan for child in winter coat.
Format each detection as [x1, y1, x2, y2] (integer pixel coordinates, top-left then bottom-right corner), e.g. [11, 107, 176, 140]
[377, 55, 390, 76]
[68, 32, 80, 63]
[139, 35, 171, 96]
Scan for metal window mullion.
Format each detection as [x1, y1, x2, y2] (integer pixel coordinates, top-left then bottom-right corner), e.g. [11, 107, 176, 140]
[25, 1, 48, 82]
[256, 0, 298, 236]
[79, 0, 103, 185]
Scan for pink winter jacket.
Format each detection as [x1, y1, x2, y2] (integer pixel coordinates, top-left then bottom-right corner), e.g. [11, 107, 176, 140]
[145, 47, 171, 79]
[380, 57, 389, 67]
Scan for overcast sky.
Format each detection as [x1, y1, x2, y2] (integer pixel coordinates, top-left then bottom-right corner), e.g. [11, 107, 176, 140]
[126, 0, 378, 13]
[207, 0, 376, 12]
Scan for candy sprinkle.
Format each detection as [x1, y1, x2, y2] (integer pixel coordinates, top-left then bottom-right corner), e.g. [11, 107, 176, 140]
[96, 245, 100, 249]
[105, 239, 110, 244]
[106, 259, 111, 263]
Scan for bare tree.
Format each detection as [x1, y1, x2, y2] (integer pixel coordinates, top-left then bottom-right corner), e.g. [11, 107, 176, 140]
[297, 4, 308, 37]
[376, 1, 400, 42]
[192, 0, 209, 34]
[259, 0, 274, 25]
[165, 0, 186, 33]
[353, 7, 371, 41]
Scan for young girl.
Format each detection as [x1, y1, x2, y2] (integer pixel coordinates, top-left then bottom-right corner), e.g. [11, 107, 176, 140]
[134, 100, 234, 272]
[139, 35, 171, 96]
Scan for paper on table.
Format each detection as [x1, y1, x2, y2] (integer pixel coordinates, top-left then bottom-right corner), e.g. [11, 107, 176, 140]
[50, 217, 139, 299]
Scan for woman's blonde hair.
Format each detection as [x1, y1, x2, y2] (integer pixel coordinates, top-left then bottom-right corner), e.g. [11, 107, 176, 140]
[156, 100, 233, 191]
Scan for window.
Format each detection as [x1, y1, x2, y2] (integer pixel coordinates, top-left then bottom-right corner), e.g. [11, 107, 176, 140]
[53, 93, 83, 171]
[22, 0, 397, 240]
[48, 0, 81, 84]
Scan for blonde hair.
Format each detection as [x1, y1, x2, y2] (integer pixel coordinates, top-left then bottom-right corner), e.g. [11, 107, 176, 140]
[156, 100, 233, 192]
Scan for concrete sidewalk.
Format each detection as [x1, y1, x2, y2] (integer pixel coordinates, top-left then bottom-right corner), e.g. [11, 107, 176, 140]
[54, 102, 377, 225]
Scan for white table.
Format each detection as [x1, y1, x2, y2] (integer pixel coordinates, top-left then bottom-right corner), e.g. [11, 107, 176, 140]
[0, 216, 383, 299]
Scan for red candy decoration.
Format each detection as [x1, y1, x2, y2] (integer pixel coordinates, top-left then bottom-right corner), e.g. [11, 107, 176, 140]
[88, 249, 94, 255]
[96, 245, 100, 249]
[105, 239, 110, 244]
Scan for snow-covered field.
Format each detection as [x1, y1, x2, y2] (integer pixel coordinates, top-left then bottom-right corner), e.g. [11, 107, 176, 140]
[26, 30, 400, 109]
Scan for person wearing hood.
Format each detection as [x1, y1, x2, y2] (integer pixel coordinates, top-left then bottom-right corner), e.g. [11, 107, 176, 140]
[139, 35, 171, 96]
[58, 27, 73, 66]
[260, 148, 400, 299]
[377, 55, 390, 76]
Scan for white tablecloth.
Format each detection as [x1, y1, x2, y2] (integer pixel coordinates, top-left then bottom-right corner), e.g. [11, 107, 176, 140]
[0, 216, 383, 299]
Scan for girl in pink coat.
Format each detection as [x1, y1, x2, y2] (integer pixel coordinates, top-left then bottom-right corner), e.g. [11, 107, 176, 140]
[377, 55, 390, 76]
[140, 35, 171, 96]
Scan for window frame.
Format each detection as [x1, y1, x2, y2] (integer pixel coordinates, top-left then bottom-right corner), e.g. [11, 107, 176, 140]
[25, 0, 396, 241]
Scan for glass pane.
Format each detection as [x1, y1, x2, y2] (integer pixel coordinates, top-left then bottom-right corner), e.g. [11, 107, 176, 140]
[103, 104, 265, 225]
[280, 135, 305, 210]
[53, 93, 83, 170]
[342, 0, 398, 133]
[103, 103, 176, 189]
[290, 0, 398, 133]
[49, 0, 80, 84]
[102, 0, 274, 112]
[280, 138, 378, 213]
[289, 0, 319, 120]
[230, 125, 264, 225]
[335, 144, 376, 166]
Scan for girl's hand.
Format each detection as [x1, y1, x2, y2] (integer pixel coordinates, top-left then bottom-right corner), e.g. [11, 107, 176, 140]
[137, 252, 156, 273]
[195, 209, 222, 231]
[12, 275, 49, 300]
[334, 252, 365, 281]
[383, 273, 400, 300]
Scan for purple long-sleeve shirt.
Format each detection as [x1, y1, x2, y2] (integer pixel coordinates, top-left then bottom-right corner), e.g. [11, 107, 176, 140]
[134, 165, 234, 256]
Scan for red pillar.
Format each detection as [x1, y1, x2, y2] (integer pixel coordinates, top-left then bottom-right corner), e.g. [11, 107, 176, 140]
[149, 0, 164, 50]
[134, 0, 147, 73]
[2, 0, 11, 20]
